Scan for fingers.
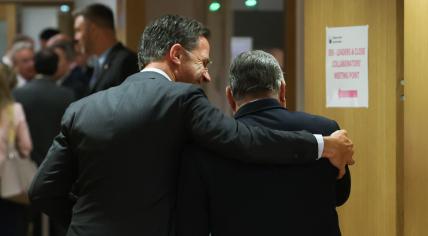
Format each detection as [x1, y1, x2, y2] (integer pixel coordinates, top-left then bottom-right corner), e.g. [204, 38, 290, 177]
[331, 129, 348, 137]
[322, 130, 355, 168]
[334, 129, 355, 166]
[337, 167, 345, 179]
[345, 139, 355, 165]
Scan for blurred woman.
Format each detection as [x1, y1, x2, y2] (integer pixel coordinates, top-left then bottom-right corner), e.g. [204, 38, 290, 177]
[0, 64, 32, 236]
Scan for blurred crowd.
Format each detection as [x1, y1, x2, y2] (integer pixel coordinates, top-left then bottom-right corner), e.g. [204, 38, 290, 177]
[0, 4, 139, 236]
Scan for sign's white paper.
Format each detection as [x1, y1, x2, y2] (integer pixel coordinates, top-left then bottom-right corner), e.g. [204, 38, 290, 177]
[326, 25, 368, 108]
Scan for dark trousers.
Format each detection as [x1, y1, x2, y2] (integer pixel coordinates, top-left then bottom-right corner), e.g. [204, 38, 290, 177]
[0, 198, 29, 236]
[30, 209, 67, 236]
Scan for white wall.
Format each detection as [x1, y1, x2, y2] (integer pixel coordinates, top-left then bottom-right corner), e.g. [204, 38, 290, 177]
[21, 6, 58, 50]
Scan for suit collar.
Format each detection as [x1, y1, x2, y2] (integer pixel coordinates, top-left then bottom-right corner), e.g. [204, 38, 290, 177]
[98, 42, 123, 68]
[140, 68, 172, 81]
[33, 75, 55, 83]
[91, 43, 126, 91]
[234, 98, 286, 119]
[127, 70, 171, 82]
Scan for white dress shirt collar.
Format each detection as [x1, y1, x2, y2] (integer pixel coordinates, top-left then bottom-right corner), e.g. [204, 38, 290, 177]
[140, 68, 172, 81]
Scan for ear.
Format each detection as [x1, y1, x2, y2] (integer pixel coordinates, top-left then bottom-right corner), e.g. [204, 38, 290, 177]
[169, 44, 184, 65]
[279, 80, 286, 108]
[226, 86, 238, 113]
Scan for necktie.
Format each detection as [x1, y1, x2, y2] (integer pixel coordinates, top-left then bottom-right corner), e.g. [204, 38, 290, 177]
[89, 59, 101, 90]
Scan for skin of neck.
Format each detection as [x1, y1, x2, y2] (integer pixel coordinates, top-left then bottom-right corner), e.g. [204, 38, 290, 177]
[143, 61, 177, 81]
[236, 92, 281, 109]
[226, 80, 287, 113]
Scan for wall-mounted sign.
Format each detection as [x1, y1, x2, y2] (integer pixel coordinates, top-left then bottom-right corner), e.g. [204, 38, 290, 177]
[326, 25, 368, 108]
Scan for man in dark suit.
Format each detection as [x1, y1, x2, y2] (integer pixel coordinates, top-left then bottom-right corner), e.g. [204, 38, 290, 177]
[28, 15, 354, 236]
[14, 48, 75, 236]
[50, 40, 89, 99]
[176, 50, 351, 236]
[73, 3, 138, 94]
[13, 48, 75, 166]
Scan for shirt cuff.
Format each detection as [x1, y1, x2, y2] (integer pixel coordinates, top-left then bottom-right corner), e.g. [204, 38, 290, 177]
[314, 134, 324, 160]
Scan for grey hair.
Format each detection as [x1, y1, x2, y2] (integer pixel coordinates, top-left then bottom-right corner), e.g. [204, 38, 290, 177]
[229, 50, 284, 101]
[10, 41, 33, 64]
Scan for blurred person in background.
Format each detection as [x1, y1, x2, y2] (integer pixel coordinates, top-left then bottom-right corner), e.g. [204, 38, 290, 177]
[10, 42, 36, 88]
[47, 34, 92, 88]
[50, 40, 89, 99]
[13, 47, 74, 172]
[13, 48, 74, 236]
[1, 35, 35, 89]
[2, 34, 35, 68]
[39, 28, 60, 49]
[0, 66, 33, 236]
[73, 3, 138, 94]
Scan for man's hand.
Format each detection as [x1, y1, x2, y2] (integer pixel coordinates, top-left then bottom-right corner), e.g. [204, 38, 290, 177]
[322, 130, 354, 179]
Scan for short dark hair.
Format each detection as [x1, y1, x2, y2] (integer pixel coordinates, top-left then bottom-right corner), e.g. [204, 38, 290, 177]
[229, 50, 284, 101]
[74, 3, 115, 30]
[34, 48, 58, 76]
[49, 41, 76, 61]
[138, 15, 210, 69]
[39, 28, 60, 41]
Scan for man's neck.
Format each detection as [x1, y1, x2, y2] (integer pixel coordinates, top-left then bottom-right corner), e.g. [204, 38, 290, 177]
[236, 94, 280, 110]
[144, 62, 176, 82]
[94, 37, 117, 57]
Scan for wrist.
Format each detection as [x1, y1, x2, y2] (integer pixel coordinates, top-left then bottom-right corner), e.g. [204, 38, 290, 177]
[322, 136, 335, 158]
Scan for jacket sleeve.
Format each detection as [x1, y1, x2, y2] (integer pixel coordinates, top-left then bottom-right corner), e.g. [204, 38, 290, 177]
[176, 147, 210, 236]
[28, 106, 77, 227]
[336, 165, 351, 206]
[182, 86, 319, 164]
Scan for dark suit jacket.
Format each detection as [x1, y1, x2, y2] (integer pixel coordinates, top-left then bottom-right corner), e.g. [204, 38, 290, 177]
[177, 98, 351, 236]
[89, 42, 138, 94]
[13, 77, 75, 166]
[28, 71, 320, 236]
[62, 66, 89, 100]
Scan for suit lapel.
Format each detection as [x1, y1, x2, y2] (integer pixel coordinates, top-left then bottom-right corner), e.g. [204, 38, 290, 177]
[91, 43, 123, 92]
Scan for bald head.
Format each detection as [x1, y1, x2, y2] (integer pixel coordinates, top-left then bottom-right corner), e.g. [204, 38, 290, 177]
[47, 33, 72, 47]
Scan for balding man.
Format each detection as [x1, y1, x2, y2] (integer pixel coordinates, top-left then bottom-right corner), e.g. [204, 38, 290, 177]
[177, 50, 351, 236]
[10, 42, 36, 88]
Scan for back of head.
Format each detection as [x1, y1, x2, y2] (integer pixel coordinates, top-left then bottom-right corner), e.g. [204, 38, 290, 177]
[229, 50, 284, 101]
[34, 48, 58, 76]
[138, 14, 210, 69]
[39, 28, 60, 41]
[46, 33, 72, 47]
[74, 3, 115, 30]
[49, 40, 76, 62]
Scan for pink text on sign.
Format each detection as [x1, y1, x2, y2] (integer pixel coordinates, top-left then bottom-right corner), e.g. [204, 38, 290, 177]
[338, 89, 358, 98]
